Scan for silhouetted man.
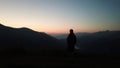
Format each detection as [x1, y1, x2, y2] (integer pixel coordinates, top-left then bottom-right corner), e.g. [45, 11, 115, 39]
[67, 29, 77, 54]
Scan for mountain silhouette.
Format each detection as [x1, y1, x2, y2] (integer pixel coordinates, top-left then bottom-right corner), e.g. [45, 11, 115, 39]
[1, 24, 120, 67]
[58, 30, 120, 55]
[0, 24, 66, 54]
[74, 31, 120, 55]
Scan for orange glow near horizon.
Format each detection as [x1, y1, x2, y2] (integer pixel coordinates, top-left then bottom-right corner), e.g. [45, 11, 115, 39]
[0, 20, 100, 35]
[0, 20, 118, 35]
[1, 17, 119, 35]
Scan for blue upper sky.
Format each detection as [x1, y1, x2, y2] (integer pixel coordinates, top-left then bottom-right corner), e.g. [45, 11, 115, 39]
[0, 0, 120, 34]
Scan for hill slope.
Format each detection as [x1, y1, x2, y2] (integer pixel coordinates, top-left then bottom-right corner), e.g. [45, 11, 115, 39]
[0, 24, 66, 53]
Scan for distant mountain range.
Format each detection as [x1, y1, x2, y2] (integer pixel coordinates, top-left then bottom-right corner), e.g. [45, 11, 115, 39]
[0, 24, 66, 53]
[1, 23, 120, 55]
[57, 30, 120, 55]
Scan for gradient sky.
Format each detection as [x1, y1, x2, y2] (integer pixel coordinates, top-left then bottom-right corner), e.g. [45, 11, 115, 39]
[0, 0, 120, 34]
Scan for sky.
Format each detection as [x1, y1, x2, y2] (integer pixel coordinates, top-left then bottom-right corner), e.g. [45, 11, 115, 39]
[0, 0, 120, 34]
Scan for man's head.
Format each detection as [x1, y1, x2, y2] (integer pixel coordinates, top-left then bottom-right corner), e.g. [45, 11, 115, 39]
[70, 29, 74, 33]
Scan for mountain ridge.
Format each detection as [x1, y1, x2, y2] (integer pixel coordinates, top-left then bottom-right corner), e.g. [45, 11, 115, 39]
[0, 24, 66, 53]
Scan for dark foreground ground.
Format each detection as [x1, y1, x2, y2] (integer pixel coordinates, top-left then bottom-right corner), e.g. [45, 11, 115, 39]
[0, 49, 120, 68]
